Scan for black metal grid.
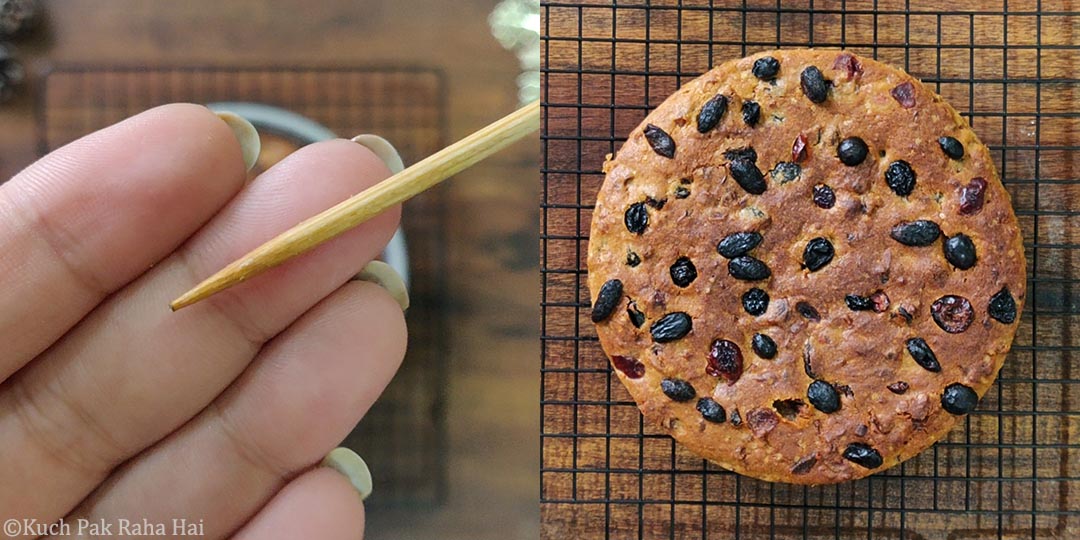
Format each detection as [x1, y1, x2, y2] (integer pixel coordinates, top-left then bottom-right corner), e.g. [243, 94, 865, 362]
[540, 1, 1080, 538]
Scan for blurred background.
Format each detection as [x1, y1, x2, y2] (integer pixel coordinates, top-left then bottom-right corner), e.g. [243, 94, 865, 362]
[0, 0, 538, 538]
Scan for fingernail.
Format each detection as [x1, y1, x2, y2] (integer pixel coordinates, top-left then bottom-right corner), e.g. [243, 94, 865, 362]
[321, 447, 373, 500]
[215, 111, 261, 172]
[353, 260, 409, 311]
[351, 134, 404, 174]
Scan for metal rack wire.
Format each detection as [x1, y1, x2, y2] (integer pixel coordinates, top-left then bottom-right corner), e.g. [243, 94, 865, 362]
[540, 1, 1079, 537]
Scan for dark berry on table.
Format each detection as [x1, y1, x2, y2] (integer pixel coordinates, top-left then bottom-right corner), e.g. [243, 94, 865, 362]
[626, 251, 641, 267]
[717, 231, 763, 259]
[675, 186, 690, 199]
[728, 256, 771, 281]
[729, 158, 767, 195]
[751, 333, 777, 359]
[813, 184, 836, 209]
[803, 237, 834, 272]
[870, 291, 891, 313]
[943, 233, 977, 269]
[624, 202, 649, 235]
[643, 123, 676, 158]
[650, 312, 692, 343]
[707, 339, 744, 384]
[887, 381, 909, 394]
[742, 287, 769, 316]
[669, 257, 698, 288]
[959, 177, 988, 215]
[626, 302, 645, 328]
[845, 294, 873, 311]
[939, 136, 964, 160]
[770, 162, 801, 184]
[724, 146, 758, 163]
[742, 100, 761, 126]
[837, 136, 869, 166]
[791, 455, 818, 475]
[941, 382, 979, 415]
[590, 279, 623, 323]
[660, 378, 696, 402]
[890, 220, 941, 246]
[931, 295, 974, 334]
[843, 443, 883, 469]
[611, 355, 645, 379]
[696, 397, 727, 423]
[696, 94, 728, 133]
[792, 133, 809, 163]
[988, 287, 1018, 324]
[800, 66, 829, 103]
[885, 160, 917, 196]
[890, 81, 916, 108]
[832, 53, 863, 80]
[796, 301, 821, 321]
[807, 380, 841, 413]
[752, 56, 781, 80]
[906, 337, 941, 372]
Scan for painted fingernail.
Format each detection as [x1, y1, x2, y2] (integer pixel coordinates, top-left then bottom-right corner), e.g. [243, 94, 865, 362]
[215, 111, 261, 172]
[350, 134, 404, 174]
[321, 447, 373, 501]
[353, 260, 409, 311]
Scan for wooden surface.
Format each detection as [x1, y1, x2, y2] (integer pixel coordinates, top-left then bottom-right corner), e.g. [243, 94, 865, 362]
[541, 1, 1079, 538]
[0, 1, 539, 539]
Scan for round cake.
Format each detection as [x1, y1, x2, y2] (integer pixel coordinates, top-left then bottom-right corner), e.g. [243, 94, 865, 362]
[587, 49, 1026, 484]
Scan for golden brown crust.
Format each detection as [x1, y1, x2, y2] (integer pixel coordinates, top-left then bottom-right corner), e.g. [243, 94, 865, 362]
[587, 49, 1026, 485]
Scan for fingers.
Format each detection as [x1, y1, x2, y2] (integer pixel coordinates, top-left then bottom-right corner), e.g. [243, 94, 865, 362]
[231, 467, 365, 540]
[0, 103, 249, 383]
[0, 140, 398, 524]
[71, 281, 406, 538]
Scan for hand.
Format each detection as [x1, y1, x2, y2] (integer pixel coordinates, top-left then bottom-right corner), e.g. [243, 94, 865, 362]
[0, 104, 407, 539]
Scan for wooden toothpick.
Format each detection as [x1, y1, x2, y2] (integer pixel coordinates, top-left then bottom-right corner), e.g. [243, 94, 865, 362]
[170, 99, 540, 311]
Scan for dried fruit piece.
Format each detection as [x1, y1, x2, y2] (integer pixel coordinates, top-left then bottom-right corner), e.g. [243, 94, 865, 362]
[643, 123, 676, 158]
[730, 409, 742, 426]
[931, 295, 974, 334]
[626, 302, 645, 328]
[745, 408, 779, 437]
[717, 231, 763, 258]
[807, 380, 841, 413]
[752, 56, 781, 80]
[591, 279, 623, 323]
[890, 220, 941, 246]
[724, 146, 758, 163]
[626, 251, 641, 267]
[752, 333, 777, 359]
[675, 186, 690, 199]
[796, 301, 821, 321]
[885, 160, 917, 196]
[791, 455, 818, 475]
[661, 378, 696, 402]
[800, 65, 829, 103]
[938, 136, 964, 159]
[959, 177, 987, 215]
[890, 81, 916, 108]
[870, 291, 891, 313]
[813, 184, 836, 208]
[644, 196, 666, 209]
[906, 337, 941, 372]
[742, 288, 769, 316]
[611, 355, 645, 379]
[669, 257, 698, 288]
[624, 202, 649, 235]
[988, 287, 1017, 324]
[803, 237, 835, 271]
[707, 339, 744, 384]
[837, 136, 869, 166]
[843, 443, 883, 469]
[729, 158, 767, 195]
[887, 381, 909, 394]
[943, 233, 977, 269]
[941, 382, 979, 415]
[696, 397, 727, 423]
[650, 312, 693, 342]
[742, 100, 761, 126]
[832, 53, 863, 80]
[845, 294, 873, 311]
[792, 133, 809, 163]
[770, 161, 801, 184]
[728, 256, 771, 281]
[696, 94, 728, 133]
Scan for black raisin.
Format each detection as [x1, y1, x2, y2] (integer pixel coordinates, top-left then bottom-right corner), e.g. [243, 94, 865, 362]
[742, 287, 769, 316]
[696, 397, 727, 423]
[707, 339, 743, 384]
[769, 161, 801, 184]
[885, 160, 917, 196]
[906, 337, 941, 372]
[729, 158, 767, 195]
[742, 100, 761, 126]
[645, 196, 666, 209]
[660, 378, 696, 402]
[752, 56, 781, 80]
[723, 146, 758, 163]
[717, 231, 763, 259]
[887, 381, 909, 394]
[643, 123, 676, 158]
[669, 257, 697, 288]
[988, 287, 1017, 324]
[626, 302, 645, 328]
[624, 202, 649, 235]
[730, 409, 742, 426]
[675, 186, 690, 199]
[943, 233, 977, 269]
[752, 333, 777, 359]
[791, 456, 817, 475]
[803, 237, 834, 271]
[807, 380, 841, 413]
[611, 355, 645, 379]
[650, 312, 692, 343]
[796, 301, 821, 321]
[626, 251, 641, 267]
[959, 178, 987, 215]
[843, 443, 883, 469]
[845, 294, 873, 311]
[890, 220, 941, 246]
[800, 66, 829, 103]
[941, 382, 979, 415]
[696, 94, 728, 133]
[728, 256, 771, 281]
[931, 295, 974, 334]
[939, 136, 964, 160]
[591, 279, 623, 323]
[837, 136, 869, 166]
[813, 184, 835, 208]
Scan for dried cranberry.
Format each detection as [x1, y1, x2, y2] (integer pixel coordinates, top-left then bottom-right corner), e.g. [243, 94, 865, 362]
[891, 82, 916, 108]
[611, 355, 645, 379]
[959, 178, 987, 215]
[792, 133, 809, 163]
[832, 53, 863, 80]
[745, 408, 779, 437]
[931, 295, 974, 333]
[643, 124, 675, 158]
[813, 184, 836, 209]
[707, 339, 744, 384]
[870, 290, 891, 313]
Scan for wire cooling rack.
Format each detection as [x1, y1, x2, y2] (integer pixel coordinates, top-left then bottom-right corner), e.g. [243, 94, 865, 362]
[541, 1, 1079, 538]
[37, 65, 449, 509]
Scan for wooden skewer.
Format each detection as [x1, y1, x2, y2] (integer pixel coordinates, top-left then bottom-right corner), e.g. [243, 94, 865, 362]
[170, 99, 541, 311]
